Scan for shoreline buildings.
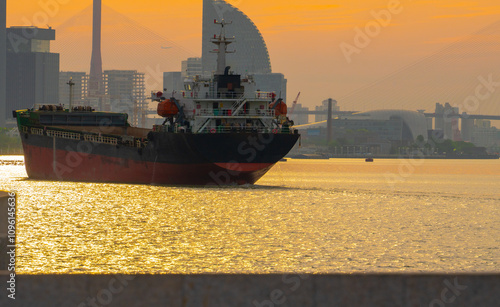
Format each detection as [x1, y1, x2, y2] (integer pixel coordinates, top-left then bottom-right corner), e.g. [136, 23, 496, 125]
[300, 101, 500, 153]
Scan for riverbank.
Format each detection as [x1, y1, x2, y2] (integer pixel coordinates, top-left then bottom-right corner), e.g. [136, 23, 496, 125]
[0, 148, 23, 155]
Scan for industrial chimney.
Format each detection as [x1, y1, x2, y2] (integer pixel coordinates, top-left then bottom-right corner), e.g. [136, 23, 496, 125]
[0, 0, 6, 127]
[89, 0, 103, 97]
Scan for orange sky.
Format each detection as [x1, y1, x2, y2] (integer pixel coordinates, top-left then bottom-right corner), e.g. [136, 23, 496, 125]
[7, 0, 500, 115]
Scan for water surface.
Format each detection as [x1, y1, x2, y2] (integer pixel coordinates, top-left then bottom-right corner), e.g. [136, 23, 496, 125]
[1, 156, 498, 273]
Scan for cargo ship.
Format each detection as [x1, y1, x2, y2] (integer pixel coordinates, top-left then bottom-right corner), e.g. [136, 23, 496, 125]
[12, 21, 299, 185]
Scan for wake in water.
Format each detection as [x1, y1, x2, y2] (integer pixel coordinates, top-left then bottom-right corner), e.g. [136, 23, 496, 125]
[0, 155, 24, 166]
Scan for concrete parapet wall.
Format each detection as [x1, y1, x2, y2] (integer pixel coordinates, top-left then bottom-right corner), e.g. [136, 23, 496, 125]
[0, 274, 498, 306]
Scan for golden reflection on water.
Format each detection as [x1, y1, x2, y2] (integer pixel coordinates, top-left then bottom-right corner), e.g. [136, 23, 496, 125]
[1, 156, 499, 274]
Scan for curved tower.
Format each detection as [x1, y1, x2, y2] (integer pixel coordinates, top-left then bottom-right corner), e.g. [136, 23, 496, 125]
[202, 0, 272, 76]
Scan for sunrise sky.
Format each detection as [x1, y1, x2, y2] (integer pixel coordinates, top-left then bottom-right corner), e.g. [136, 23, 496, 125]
[6, 0, 500, 114]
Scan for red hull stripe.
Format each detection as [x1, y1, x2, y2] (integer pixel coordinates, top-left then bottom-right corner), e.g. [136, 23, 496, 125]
[22, 143, 274, 185]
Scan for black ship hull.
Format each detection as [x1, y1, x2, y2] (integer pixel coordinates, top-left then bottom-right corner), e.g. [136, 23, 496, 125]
[20, 131, 299, 185]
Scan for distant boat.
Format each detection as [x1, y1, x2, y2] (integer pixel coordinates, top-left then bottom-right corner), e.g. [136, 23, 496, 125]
[365, 158, 374, 162]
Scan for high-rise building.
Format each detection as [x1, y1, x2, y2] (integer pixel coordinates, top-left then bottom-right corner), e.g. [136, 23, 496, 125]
[471, 119, 499, 148]
[104, 70, 145, 126]
[163, 72, 183, 96]
[202, 0, 271, 76]
[434, 102, 459, 140]
[6, 27, 59, 123]
[0, 0, 6, 127]
[461, 114, 474, 142]
[163, 57, 203, 96]
[426, 117, 433, 130]
[251, 73, 287, 103]
[59, 71, 88, 107]
[434, 103, 444, 133]
[181, 57, 202, 79]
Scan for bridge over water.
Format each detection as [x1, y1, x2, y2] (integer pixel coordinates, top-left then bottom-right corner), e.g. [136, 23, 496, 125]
[293, 110, 500, 121]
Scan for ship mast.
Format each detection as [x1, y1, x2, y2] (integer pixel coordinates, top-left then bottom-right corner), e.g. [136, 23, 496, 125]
[67, 78, 75, 113]
[210, 19, 235, 75]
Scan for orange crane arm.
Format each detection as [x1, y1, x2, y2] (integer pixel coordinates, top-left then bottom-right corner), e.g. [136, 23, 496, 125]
[289, 92, 301, 114]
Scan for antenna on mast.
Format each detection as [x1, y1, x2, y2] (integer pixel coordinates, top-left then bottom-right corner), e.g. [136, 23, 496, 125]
[210, 19, 235, 75]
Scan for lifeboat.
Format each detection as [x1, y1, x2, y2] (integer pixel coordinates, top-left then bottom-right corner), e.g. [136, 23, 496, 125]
[157, 99, 179, 117]
[274, 101, 287, 117]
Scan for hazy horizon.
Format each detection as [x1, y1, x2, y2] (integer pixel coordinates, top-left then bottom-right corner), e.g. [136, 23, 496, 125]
[7, 0, 500, 117]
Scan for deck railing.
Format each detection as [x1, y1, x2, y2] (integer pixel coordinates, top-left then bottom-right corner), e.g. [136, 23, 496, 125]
[198, 126, 295, 134]
[47, 130, 81, 141]
[180, 91, 277, 100]
[195, 109, 275, 117]
[83, 134, 118, 145]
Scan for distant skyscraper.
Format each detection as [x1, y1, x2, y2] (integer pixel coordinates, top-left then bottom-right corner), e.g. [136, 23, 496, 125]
[181, 57, 202, 79]
[89, 0, 103, 96]
[461, 114, 474, 142]
[6, 27, 59, 119]
[252, 73, 287, 102]
[104, 70, 145, 126]
[163, 72, 182, 95]
[434, 103, 444, 132]
[434, 102, 459, 140]
[0, 0, 6, 127]
[202, 0, 272, 76]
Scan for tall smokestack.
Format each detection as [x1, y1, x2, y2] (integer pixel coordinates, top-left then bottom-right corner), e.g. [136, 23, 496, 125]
[89, 0, 103, 96]
[0, 0, 6, 127]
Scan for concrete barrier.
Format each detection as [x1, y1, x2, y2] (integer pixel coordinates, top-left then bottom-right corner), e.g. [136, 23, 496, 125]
[0, 274, 497, 306]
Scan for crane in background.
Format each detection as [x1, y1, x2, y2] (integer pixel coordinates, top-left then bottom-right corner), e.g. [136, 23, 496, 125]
[289, 92, 301, 115]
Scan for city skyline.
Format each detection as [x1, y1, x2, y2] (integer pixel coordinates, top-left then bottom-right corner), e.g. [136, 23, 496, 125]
[5, 0, 500, 116]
